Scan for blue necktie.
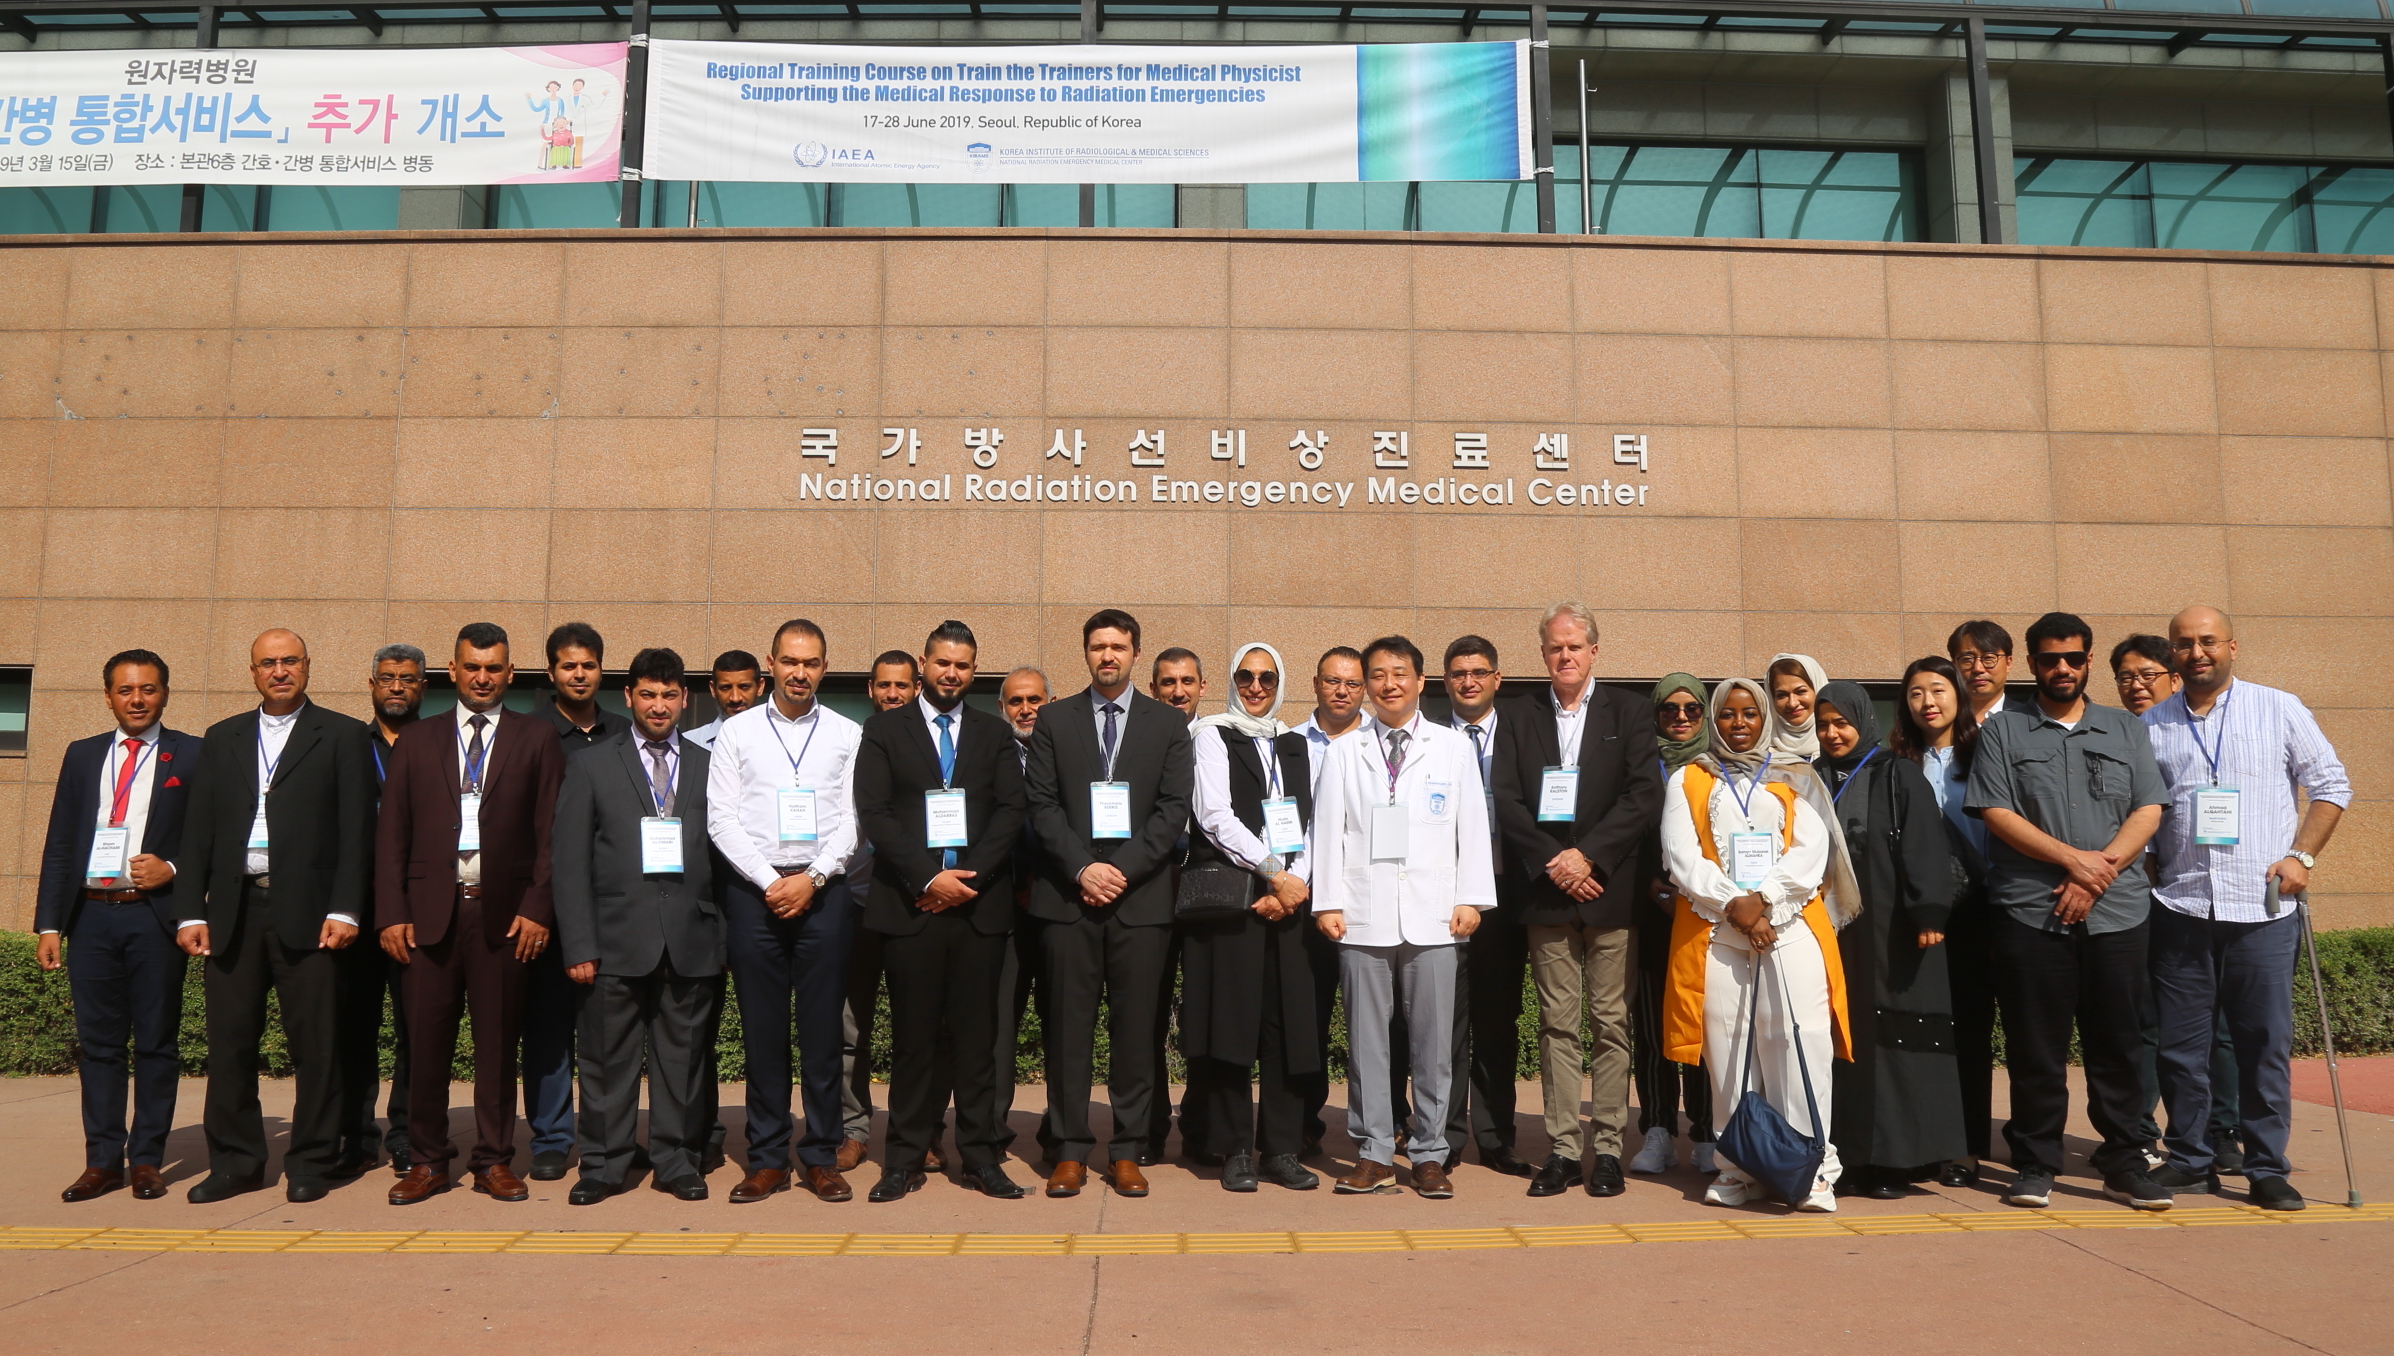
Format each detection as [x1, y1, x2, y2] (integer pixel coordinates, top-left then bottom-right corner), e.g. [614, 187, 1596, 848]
[935, 713, 958, 870]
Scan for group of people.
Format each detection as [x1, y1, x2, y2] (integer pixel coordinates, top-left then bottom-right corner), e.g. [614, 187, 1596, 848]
[34, 601, 2346, 1215]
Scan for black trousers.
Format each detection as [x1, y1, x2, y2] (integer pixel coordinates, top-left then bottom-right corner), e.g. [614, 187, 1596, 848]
[1459, 906, 1527, 1154]
[399, 889, 530, 1173]
[1632, 904, 1712, 1141]
[1300, 921, 1343, 1145]
[992, 909, 1045, 1153]
[1042, 911, 1172, 1163]
[1144, 927, 1188, 1159]
[1189, 939, 1306, 1160]
[202, 888, 343, 1184]
[65, 900, 186, 1169]
[1945, 903, 2000, 1159]
[1993, 913, 2150, 1178]
[842, 920, 886, 1144]
[332, 936, 409, 1159]
[574, 963, 718, 1187]
[723, 876, 854, 1171]
[882, 912, 1007, 1175]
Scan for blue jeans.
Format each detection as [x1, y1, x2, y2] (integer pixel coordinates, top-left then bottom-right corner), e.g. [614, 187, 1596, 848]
[519, 945, 580, 1157]
[2150, 905, 2300, 1180]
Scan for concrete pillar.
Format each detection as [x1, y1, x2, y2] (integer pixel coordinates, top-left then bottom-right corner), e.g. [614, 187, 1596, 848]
[1924, 73, 2016, 245]
[1176, 185, 1245, 229]
[397, 185, 492, 230]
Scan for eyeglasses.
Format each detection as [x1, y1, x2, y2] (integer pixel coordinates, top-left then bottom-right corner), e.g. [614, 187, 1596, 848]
[253, 656, 305, 671]
[1445, 667, 1496, 683]
[2028, 650, 2090, 670]
[1318, 677, 1364, 693]
[1659, 701, 1705, 719]
[1234, 671, 1280, 689]
[2114, 669, 2172, 690]
[373, 674, 424, 688]
[2169, 637, 2229, 655]
[1953, 651, 2009, 671]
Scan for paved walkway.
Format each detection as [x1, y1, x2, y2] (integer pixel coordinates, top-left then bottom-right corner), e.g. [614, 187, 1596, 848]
[2, 1066, 2389, 1354]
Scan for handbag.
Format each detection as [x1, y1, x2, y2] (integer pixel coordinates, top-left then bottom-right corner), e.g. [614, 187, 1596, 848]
[1174, 860, 1257, 921]
[1714, 946, 1829, 1207]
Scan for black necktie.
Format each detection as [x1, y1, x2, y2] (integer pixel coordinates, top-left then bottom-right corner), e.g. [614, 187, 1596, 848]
[1100, 701, 1122, 778]
[465, 714, 488, 793]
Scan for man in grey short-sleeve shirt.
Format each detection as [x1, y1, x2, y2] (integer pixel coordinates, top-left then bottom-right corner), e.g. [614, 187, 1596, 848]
[1965, 612, 2169, 1212]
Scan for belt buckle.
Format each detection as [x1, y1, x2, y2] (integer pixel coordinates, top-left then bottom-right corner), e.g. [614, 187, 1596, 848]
[248, 874, 271, 890]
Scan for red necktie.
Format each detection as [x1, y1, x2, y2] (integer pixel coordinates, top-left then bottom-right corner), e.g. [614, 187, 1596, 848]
[109, 737, 141, 827]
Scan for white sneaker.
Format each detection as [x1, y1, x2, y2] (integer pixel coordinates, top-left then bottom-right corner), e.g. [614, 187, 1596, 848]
[1798, 1176, 1838, 1212]
[1692, 1143, 1718, 1175]
[1628, 1126, 1674, 1174]
[1704, 1175, 1751, 1207]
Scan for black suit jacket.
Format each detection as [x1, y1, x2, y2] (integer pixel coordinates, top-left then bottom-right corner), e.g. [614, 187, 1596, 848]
[1490, 685, 1666, 929]
[375, 706, 565, 946]
[174, 701, 377, 950]
[36, 727, 204, 936]
[1023, 687, 1193, 927]
[550, 729, 723, 978]
[854, 700, 1026, 937]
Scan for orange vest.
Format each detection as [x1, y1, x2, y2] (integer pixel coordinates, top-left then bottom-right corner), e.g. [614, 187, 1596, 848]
[1660, 762, 1852, 1066]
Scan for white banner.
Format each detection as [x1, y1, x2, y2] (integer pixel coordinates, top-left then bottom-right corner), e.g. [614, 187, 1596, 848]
[0, 44, 626, 187]
[643, 39, 1529, 185]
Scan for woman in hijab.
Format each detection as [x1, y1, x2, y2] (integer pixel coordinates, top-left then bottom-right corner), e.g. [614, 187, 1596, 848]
[1658, 678, 1862, 1211]
[1179, 642, 1321, 1192]
[1812, 681, 1967, 1199]
[1766, 652, 1829, 760]
[1630, 674, 1718, 1176]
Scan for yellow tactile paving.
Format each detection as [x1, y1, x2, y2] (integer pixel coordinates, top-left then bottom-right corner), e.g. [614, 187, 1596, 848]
[1, 1203, 2384, 1259]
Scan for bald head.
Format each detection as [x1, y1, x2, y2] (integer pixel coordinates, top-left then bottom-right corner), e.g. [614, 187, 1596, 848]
[2167, 605, 2236, 699]
[2169, 606, 2232, 642]
[249, 627, 312, 712]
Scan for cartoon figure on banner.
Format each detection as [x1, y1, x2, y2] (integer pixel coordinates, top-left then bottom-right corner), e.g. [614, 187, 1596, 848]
[547, 117, 580, 169]
[527, 79, 565, 169]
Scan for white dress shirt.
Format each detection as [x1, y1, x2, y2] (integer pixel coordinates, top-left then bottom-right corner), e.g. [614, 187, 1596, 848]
[1449, 706, 1502, 864]
[1309, 710, 1497, 948]
[2143, 678, 2352, 924]
[1087, 684, 1135, 779]
[685, 717, 722, 751]
[1549, 684, 1590, 768]
[706, 698, 862, 891]
[194, 703, 357, 929]
[452, 702, 504, 887]
[47, 725, 163, 932]
[1294, 713, 1361, 796]
[1190, 724, 1310, 882]
[1659, 761, 1830, 944]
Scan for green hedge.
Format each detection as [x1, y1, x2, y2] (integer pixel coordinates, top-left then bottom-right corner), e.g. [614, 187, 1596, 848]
[6, 926, 2390, 1081]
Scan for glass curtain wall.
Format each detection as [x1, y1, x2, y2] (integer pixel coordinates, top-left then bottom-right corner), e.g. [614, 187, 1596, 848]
[2016, 156, 2394, 253]
[640, 181, 1173, 227]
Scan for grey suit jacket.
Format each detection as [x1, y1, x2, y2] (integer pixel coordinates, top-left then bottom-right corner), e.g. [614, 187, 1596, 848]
[551, 728, 724, 979]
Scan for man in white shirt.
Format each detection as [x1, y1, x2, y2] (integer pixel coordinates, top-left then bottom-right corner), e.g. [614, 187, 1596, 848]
[1311, 635, 1497, 1199]
[2142, 606, 2349, 1211]
[1292, 645, 1366, 1153]
[705, 619, 865, 1204]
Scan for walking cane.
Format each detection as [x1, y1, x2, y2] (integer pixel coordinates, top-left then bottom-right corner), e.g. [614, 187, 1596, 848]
[2296, 892, 2362, 1207]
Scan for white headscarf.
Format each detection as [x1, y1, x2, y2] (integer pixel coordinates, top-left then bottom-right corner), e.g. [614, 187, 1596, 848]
[1766, 652, 1829, 761]
[1698, 677, 1863, 929]
[1192, 642, 1288, 740]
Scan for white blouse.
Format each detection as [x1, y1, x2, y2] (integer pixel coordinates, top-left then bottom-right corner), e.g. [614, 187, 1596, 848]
[1190, 726, 1310, 883]
[1659, 762, 1830, 944]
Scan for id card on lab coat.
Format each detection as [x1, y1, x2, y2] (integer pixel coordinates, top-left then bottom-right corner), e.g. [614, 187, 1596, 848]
[1370, 803, 1409, 862]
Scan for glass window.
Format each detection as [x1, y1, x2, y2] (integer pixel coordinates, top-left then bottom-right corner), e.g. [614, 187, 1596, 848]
[492, 182, 620, 228]
[1758, 148, 1919, 242]
[0, 187, 96, 234]
[1589, 145, 1761, 238]
[2014, 157, 2154, 247]
[1417, 179, 1539, 234]
[1246, 181, 1417, 230]
[0, 666, 25, 756]
[100, 183, 184, 233]
[2307, 165, 2394, 254]
[2151, 160, 2311, 252]
[264, 186, 401, 232]
[837, 183, 1002, 227]
[685, 181, 829, 227]
[2016, 155, 2394, 255]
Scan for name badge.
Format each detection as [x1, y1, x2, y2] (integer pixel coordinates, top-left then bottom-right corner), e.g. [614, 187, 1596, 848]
[246, 795, 272, 851]
[87, 826, 131, 883]
[925, 789, 968, 849]
[1729, 832, 1776, 890]
[1370, 803, 1409, 862]
[1262, 797, 1306, 856]
[640, 816, 684, 874]
[1537, 766, 1580, 822]
[1090, 781, 1133, 839]
[776, 787, 818, 843]
[2194, 786, 2241, 846]
[457, 793, 482, 853]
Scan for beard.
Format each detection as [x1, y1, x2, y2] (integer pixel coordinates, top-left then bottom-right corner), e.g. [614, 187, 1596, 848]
[2036, 670, 2086, 705]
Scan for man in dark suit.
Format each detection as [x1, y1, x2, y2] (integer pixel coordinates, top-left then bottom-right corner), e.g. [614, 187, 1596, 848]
[993, 665, 1051, 1158]
[1024, 609, 1194, 1198]
[552, 648, 724, 1205]
[36, 649, 201, 1203]
[172, 628, 377, 1204]
[526, 620, 617, 1180]
[376, 622, 567, 1205]
[854, 621, 1028, 1202]
[345, 641, 426, 1177]
[1490, 603, 1665, 1200]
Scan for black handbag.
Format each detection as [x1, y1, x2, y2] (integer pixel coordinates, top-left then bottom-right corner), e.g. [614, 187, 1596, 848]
[1714, 947, 1829, 1207]
[1174, 860, 1257, 921]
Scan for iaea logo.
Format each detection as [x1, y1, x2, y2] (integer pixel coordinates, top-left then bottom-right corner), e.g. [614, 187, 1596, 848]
[793, 141, 827, 168]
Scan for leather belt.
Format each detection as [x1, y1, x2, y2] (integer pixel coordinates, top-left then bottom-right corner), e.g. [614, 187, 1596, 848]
[82, 887, 145, 903]
[457, 882, 485, 899]
[773, 865, 808, 878]
[245, 874, 272, 890]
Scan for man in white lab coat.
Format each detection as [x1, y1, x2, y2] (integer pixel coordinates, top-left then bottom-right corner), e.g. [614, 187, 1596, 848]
[1311, 635, 1498, 1199]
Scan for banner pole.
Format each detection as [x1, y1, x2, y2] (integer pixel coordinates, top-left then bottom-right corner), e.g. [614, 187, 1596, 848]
[179, 5, 218, 233]
[620, 0, 652, 230]
[1530, 8, 1554, 234]
[1578, 60, 1593, 234]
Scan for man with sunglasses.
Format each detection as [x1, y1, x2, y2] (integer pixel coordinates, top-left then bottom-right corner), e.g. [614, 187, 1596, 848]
[1967, 612, 2170, 1212]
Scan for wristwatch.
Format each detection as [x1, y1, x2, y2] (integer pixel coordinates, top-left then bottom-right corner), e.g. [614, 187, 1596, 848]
[2288, 851, 2316, 870]
[806, 868, 829, 890]
[1258, 855, 1286, 878]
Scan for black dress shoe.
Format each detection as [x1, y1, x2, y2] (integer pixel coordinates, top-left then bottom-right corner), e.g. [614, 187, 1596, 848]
[1859, 1169, 1907, 1201]
[971, 1164, 1028, 1199]
[1258, 1154, 1319, 1190]
[1220, 1152, 1259, 1193]
[528, 1151, 569, 1182]
[286, 1179, 331, 1203]
[1527, 1155, 1579, 1198]
[2212, 1143, 2247, 1176]
[655, 1175, 708, 1201]
[1481, 1147, 1536, 1180]
[186, 1173, 266, 1204]
[1136, 1149, 1165, 1168]
[569, 1179, 619, 1206]
[868, 1170, 928, 1203]
[1584, 1154, 1626, 1198]
[1937, 1160, 1981, 1188]
[389, 1149, 413, 1177]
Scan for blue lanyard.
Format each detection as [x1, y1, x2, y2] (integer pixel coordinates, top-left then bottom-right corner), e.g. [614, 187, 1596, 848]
[371, 738, 385, 783]
[2187, 685, 2231, 786]
[257, 716, 292, 796]
[1831, 747, 1878, 805]
[642, 745, 677, 815]
[454, 715, 492, 792]
[767, 705, 822, 785]
[1724, 754, 1771, 820]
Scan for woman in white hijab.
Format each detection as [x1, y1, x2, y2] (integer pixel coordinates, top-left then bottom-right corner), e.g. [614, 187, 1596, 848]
[1656, 677, 1862, 1212]
[1766, 652, 1829, 760]
[1179, 642, 1324, 1192]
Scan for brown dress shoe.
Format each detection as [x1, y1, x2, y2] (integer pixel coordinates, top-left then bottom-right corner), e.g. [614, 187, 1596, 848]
[804, 1166, 854, 1202]
[835, 1138, 868, 1172]
[129, 1165, 167, 1200]
[1045, 1161, 1087, 1198]
[472, 1164, 529, 1202]
[1109, 1160, 1151, 1197]
[924, 1144, 945, 1172]
[389, 1164, 452, 1205]
[1334, 1160, 1399, 1195]
[730, 1168, 791, 1204]
[1413, 1161, 1455, 1199]
[62, 1167, 123, 1202]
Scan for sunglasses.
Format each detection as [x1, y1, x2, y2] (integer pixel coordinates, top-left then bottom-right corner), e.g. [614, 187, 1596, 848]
[2028, 650, 2090, 670]
[1234, 670, 1280, 689]
[1659, 701, 1705, 719]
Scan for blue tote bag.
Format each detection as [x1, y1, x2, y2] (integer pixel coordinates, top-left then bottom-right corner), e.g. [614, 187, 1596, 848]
[1714, 947, 1828, 1206]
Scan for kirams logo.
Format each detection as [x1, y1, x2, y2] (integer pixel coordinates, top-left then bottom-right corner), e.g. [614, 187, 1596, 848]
[966, 141, 993, 173]
[793, 141, 828, 168]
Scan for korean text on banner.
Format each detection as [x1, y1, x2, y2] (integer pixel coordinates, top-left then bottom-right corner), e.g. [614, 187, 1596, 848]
[642, 40, 1529, 185]
[0, 44, 627, 187]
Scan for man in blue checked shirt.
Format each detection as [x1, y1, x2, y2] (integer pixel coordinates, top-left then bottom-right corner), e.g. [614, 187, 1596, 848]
[2141, 606, 2349, 1212]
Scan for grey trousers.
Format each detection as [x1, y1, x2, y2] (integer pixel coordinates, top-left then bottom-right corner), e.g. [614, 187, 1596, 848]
[574, 966, 718, 1187]
[1341, 942, 1460, 1166]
